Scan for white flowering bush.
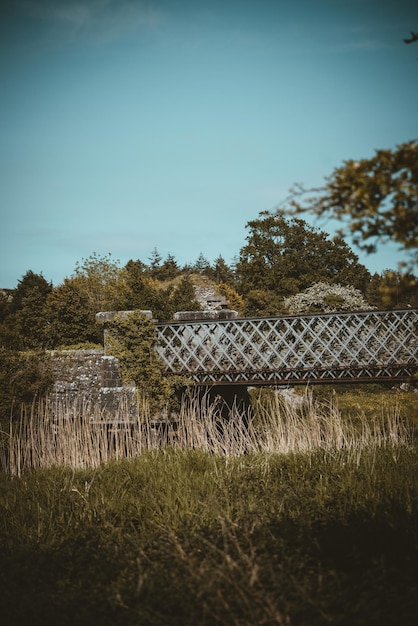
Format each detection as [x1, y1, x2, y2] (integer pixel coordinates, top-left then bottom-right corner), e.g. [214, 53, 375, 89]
[283, 282, 373, 315]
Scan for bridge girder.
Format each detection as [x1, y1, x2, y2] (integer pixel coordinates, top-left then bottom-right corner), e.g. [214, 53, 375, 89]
[155, 309, 418, 386]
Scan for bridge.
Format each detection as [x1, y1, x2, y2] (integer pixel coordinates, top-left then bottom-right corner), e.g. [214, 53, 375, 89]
[155, 308, 418, 386]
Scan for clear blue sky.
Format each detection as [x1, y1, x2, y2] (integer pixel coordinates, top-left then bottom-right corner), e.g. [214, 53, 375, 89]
[1, 0, 417, 288]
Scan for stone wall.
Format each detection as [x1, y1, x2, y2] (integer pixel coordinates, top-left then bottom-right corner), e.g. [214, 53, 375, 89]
[49, 349, 137, 418]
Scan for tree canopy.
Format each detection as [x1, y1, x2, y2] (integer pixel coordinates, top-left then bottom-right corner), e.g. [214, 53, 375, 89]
[72, 252, 126, 313]
[237, 213, 370, 298]
[283, 141, 418, 271]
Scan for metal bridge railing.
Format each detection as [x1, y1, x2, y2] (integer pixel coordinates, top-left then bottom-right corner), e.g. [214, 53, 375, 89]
[155, 308, 418, 385]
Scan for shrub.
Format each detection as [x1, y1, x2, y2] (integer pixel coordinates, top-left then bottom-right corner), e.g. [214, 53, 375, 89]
[106, 310, 191, 417]
[0, 349, 53, 423]
[284, 281, 373, 314]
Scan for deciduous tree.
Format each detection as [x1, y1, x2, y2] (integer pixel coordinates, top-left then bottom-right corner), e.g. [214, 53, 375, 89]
[284, 141, 418, 272]
[236, 213, 370, 301]
[72, 252, 126, 313]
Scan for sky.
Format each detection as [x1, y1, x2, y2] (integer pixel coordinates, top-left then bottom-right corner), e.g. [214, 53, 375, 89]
[1, 0, 417, 288]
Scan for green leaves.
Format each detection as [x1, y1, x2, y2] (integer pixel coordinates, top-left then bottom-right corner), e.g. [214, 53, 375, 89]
[107, 310, 190, 416]
[236, 214, 370, 315]
[288, 141, 418, 267]
[0, 349, 53, 422]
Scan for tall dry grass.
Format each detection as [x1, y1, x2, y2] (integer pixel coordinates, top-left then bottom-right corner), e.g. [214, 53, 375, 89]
[1, 388, 413, 475]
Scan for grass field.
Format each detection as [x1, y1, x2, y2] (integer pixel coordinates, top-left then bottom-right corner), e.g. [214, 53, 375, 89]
[0, 388, 417, 625]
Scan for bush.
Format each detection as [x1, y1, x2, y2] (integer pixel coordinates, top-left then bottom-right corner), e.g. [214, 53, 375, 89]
[284, 281, 373, 314]
[106, 310, 191, 417]
[0, 349, 53, 423]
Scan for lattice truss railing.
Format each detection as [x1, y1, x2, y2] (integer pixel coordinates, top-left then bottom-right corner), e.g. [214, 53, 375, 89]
[155, 309, 418, 385]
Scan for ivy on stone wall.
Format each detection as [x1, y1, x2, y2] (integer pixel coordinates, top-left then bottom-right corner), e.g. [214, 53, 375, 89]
[106, 310, 191, 417]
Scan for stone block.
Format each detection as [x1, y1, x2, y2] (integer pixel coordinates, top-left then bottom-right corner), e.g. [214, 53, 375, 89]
[173, 310, 238, 321]
[95, 310, 153, 323]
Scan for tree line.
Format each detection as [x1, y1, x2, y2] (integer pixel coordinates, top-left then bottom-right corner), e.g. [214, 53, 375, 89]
[1, 213, 417, 353]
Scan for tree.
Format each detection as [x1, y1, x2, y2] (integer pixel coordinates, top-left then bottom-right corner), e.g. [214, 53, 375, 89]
[217, 283, 244, 313]
[8, 271, 52, 349]
[123, 260, 174, 321]
[284, 141, 418, 272]
[212, 255, 236, 285]
[193, 252, 211, 276]
[283, 282, 373, 315]
[159, 253, 181, 281]
[170, 276, 201, 313]
[43, 279, 101, 348]
[0, 349, 53, 423]
[241, 289, 284, 317]
[10, 270, 52, 314]
[366, 270, 418, 310]
[236, 213, 370, 300]
[147, 247, 163, 278]
[72, 252, 126, 313]
[0, 289, 13, 322]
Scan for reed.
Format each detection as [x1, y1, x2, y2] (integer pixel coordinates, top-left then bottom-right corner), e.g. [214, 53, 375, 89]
[1, 388, 413, 475]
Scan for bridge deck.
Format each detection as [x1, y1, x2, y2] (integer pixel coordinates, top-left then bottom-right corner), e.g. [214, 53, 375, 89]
[155, 308, 418, 386]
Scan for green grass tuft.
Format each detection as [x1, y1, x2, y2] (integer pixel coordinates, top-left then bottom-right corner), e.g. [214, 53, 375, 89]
[1, 446, 417, 625]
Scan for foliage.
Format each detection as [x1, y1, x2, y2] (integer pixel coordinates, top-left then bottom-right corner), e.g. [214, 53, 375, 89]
[144, 250, 182, 281]
[284, 281, 373, 314]
[159, 253, 181, 280]
[9, 270, 52, 314]
[0, 289, 13, 322]
[53, 342, 103, 351]
[0, 447, 417, 625]
[148, 247, 162, 273]
[0, 349, 53, 423]
[43, 279, 102, 348]
[241, 288, 286, 317]
[236, 213, 371, 299]
[123, 259, 156, 309]
[192, 252, 212, 275]
[106, 310, 191, 416]
[0, 315, 24, 350]
[366, 270, 418, 309]
[123, 262, 201, 321]
[123, 260, 173, 321]
[72, 252, 127, 312]
[211, 254, 236, 285]
[0, 273, 51, 350]
[285, 141, 418, 272]
[169, 275, 201, 313]
[5, 271, 53, 349]
[217, 282, 244, 313]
